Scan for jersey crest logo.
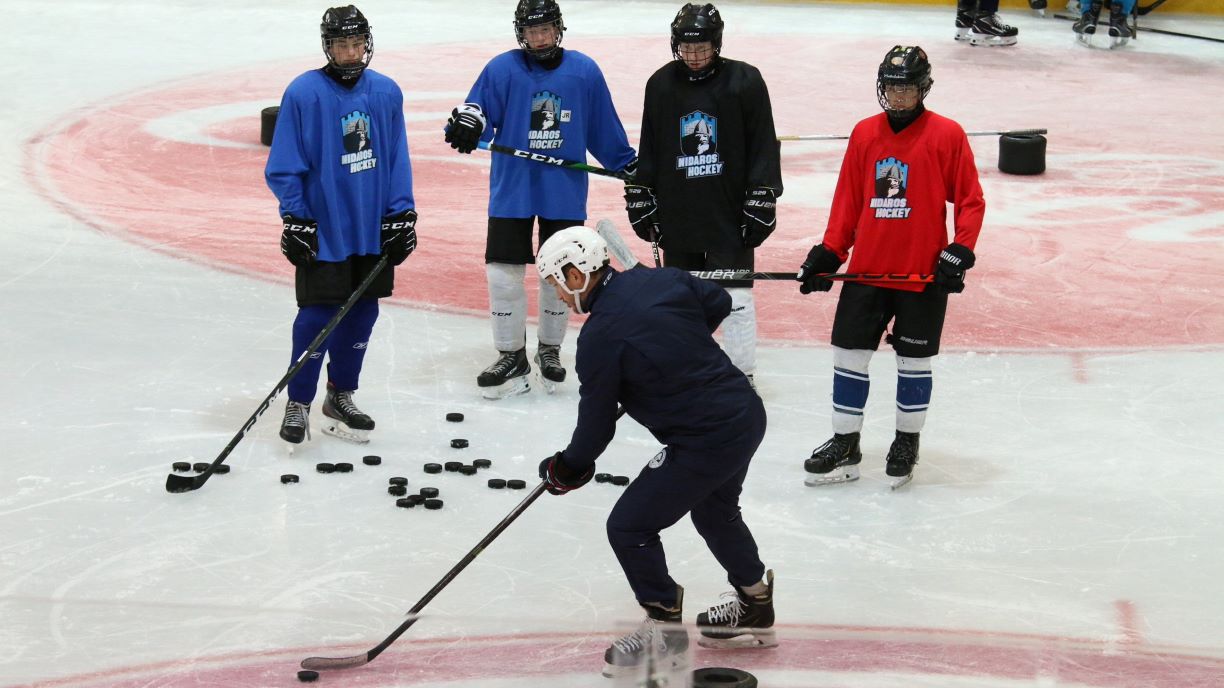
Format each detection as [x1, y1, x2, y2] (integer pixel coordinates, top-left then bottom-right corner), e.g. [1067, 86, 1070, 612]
[529, 91, 564, 150]
[675, 111, 723, 178]
[648, 448, 668, 469]
[340, 110, 377, 174]
[872, 157, 912, 219]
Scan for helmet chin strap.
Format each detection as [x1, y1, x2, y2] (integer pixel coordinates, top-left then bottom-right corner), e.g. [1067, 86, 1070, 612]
[560, 271, 592, 315]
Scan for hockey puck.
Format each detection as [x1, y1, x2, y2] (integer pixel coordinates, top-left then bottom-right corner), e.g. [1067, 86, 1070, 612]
[296, 669, 319, 683]
[389, 476, 408, 486]
[610, 475, 630, 486]
[459, 465, 477, 476]
[419, 487, 439, 498]
[260, 106, 279, 147]
[281, 474, 300, 484]
[445, 412, 464, 422]
[171, 461, 192, 473]
[424, 462, 443, 474]
[407, 494, 425, 505]
[473, 458, 492, 469]
[316, 462, 335, 474]
[192, 462, 210, 473]
[424, 498, 443, 510]
[214, 464, 231, 474]
[444, 461, 463, 472]
[363, 455, 382, 466]
[450, 438, 469, 449]
[594, 472, 612, 483]
[388, 484, 407, 497]
[395, 497, 417, 509]
[334, 462, 354, 473]
[692, 667, 757, 688]
[998, 133, 1046, 175]
[487, 478, 507, 489]
[506, 479, 527, 490]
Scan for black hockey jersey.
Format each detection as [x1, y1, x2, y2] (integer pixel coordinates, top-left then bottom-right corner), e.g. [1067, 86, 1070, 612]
[636, 59, 783, 253]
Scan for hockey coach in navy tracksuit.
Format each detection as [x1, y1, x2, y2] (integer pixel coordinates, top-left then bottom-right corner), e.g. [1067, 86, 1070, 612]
[534, 226, 776, 678]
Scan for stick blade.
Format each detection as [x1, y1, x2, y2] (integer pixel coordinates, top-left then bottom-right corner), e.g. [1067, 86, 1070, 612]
[165, 472, 203, 493]
[300, 653, 371, 671]
[594, 219, 641, 270]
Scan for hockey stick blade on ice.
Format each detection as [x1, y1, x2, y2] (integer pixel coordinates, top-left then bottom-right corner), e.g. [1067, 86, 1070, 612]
[165, 255, 392, 494]
[477, 141, 633, 180]
[779, 128, 1047, 142]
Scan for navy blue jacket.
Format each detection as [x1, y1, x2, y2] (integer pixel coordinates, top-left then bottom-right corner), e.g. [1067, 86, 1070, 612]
[562, 267, 760, 472]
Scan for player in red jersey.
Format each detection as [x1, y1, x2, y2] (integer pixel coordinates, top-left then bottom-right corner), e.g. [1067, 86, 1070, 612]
[796, 45, 984, 490]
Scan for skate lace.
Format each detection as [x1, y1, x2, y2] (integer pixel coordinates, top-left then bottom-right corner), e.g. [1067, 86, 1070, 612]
[285, 402, 308, 427]
[612, 619, 665, 655]
[815, 435, 852, 461]
[890, 434, 919, 462]
[332, 391, 361, 416]
[981, 14, 1013, 30]
[537, 346, 561, 370]
[705, 592, 746, 627]
[485, 352, 519, 376]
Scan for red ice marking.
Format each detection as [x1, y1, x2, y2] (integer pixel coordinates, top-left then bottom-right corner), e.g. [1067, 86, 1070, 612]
[1116, 598, 1144, 646]
[13, 624, 1223, 687]
[26, 38, 1224, 350]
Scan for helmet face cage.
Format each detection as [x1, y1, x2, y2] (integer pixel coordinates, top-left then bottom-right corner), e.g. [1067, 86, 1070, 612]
[536, 227, 608, 314]
[876, 45, 932, 114]
[670, 3, 724, 66]
[321, 5, 373, 79]
[514, 0, 565, 60]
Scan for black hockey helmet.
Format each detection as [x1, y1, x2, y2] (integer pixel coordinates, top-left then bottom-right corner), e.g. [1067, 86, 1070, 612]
[514, 0, 565, 61]
[321, 5, 373, 79]
[671, 3, 724, 58]
[876, 45, 933, 114]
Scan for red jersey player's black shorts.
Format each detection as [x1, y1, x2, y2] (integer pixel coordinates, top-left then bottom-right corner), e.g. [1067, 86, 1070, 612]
[485, 216, 585, 265]
[830, 282, 948, 358]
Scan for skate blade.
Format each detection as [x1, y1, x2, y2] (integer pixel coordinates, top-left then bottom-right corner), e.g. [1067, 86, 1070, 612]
[804, 464, 860, 487]
[480, 376, 531, 400]
[535, 371, 560, 395]
[889, 473, 914, 491]
[320, 420, 370, 445]
[697, 629, 778, 649]
[968, 35, 1018, 47]
[954, 28, 971, 42]
[601, 651, 689, 679]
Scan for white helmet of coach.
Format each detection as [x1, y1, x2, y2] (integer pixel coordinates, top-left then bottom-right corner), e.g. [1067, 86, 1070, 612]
[537, 225, 609, 310]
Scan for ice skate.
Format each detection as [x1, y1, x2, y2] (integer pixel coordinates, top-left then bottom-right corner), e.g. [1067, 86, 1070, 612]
[804, 432, 862, 486]
[477, 348, 531, 399]
[533, 343, 565, 394]
[1073, 1, 1102, 47]
[968, 12, 1019, 47]
[1107, 3, 1132, 48]
[1029, 0, 1047, 17]
[697, 569, 777, 649]
[280, 400, 310, 452]
[886, 430, 920, 490]
[954, 6, 974, 42]
[320, 383, 374, 444]
[602, 590, 689, 679]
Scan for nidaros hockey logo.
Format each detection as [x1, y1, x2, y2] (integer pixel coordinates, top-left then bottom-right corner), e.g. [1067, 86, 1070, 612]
[872, 157, 911, 218]
[340, 111, 377, 174]
[676, 111, 722, 178]
[529, 91, 564, 150]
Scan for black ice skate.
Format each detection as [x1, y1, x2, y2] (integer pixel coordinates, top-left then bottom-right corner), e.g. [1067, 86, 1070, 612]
[477, 348, 531, 399]
[280, 400, 310, 452]
[1107, 2, 1132, 48]
[1028, 0, 1047, 16]
[804, 432, 862, 486]
[533, 343, 565, 394]
[886, 430, 921, 490]
[697, 569, 777, 649]
[968, 11, 1019, 47]
[320, 383, 374, 444]
[1073, 1, 1102, 47]
[954, 2, 974, 42]
[602, 589, 689, 679]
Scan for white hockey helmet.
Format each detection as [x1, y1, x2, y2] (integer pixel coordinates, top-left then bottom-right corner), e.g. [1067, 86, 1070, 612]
[537, 225, 608, 310]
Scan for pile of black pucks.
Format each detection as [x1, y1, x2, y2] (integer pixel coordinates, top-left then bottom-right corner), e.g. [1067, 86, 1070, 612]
[393, 479, 442, 509]
[173, 461, 229, 474]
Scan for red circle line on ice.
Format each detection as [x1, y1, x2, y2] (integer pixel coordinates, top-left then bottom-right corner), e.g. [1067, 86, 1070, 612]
[25, 37, 1224, 350]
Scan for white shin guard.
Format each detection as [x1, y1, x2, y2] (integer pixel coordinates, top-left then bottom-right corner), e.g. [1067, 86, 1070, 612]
[895, 354, 933, 434]
[486, 263, 527, 352]
[536, 276, 569, 347]
[723, 288, 757, 376]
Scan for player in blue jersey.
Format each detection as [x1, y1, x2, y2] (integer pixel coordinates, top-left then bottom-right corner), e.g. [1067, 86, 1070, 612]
[444, 0, 637, 400]
[265, 5, 416, 449]
[534, 226, 776, 678]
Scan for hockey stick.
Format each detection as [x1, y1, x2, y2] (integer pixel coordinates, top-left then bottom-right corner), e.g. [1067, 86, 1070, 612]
[301, 407, 629, 672]
[477, 140, 633, 181]
[1053, 12, 1224, 42]
[594, 219, 931, 283]
[778, 128, 1047, 142]
[648, 224, 662, 267]
[1137, 0, 1169, 16]
[165, 255, 392, 494]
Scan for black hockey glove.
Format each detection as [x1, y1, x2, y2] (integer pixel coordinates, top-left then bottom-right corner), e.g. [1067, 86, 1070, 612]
[933, 242, 976, 294]
[444, 103, 486, 154]
[624, 184, 660, 243]
[538, 451, 595, 496]
[741, 186, 777, 248]
[380, 209, 417, 266]
[280, 215, 318, 267]
[797, 244, 842, 294]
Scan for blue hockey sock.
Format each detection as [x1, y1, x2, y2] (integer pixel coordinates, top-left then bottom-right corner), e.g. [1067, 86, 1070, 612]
[286, 305, 338, 404]
[325, 298, 379, 391]
[831, 347, 873, 435]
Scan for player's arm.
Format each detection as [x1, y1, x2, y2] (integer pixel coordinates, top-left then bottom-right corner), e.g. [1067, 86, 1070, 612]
[561, 335, 624, 470]
[679, 269, 733, 332]
[264, 88, 317, 266]
[584, 62, 637, 172]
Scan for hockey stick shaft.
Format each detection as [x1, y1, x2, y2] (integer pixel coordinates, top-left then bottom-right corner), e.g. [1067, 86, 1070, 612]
[477, 141, 633, 180]
[165, 255, 391, 494]
[778, 128, 1047, 142]
[301, 407, 630, 671]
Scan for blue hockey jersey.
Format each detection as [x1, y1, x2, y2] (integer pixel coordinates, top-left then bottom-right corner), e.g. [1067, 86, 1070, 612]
[465, 49, 636, 219]
[265, 68, 414, 263]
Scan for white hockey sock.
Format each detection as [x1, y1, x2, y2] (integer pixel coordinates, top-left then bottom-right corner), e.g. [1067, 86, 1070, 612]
[536, 276, 569, 348]
[723, 288, 757, 375]
[486, 262, 527, 352]
[832, 346, 874, 435]
[895, 354, 933, 433]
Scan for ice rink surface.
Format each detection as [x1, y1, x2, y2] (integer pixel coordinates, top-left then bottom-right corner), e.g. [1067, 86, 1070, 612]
[3, 1, 1223, 686]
